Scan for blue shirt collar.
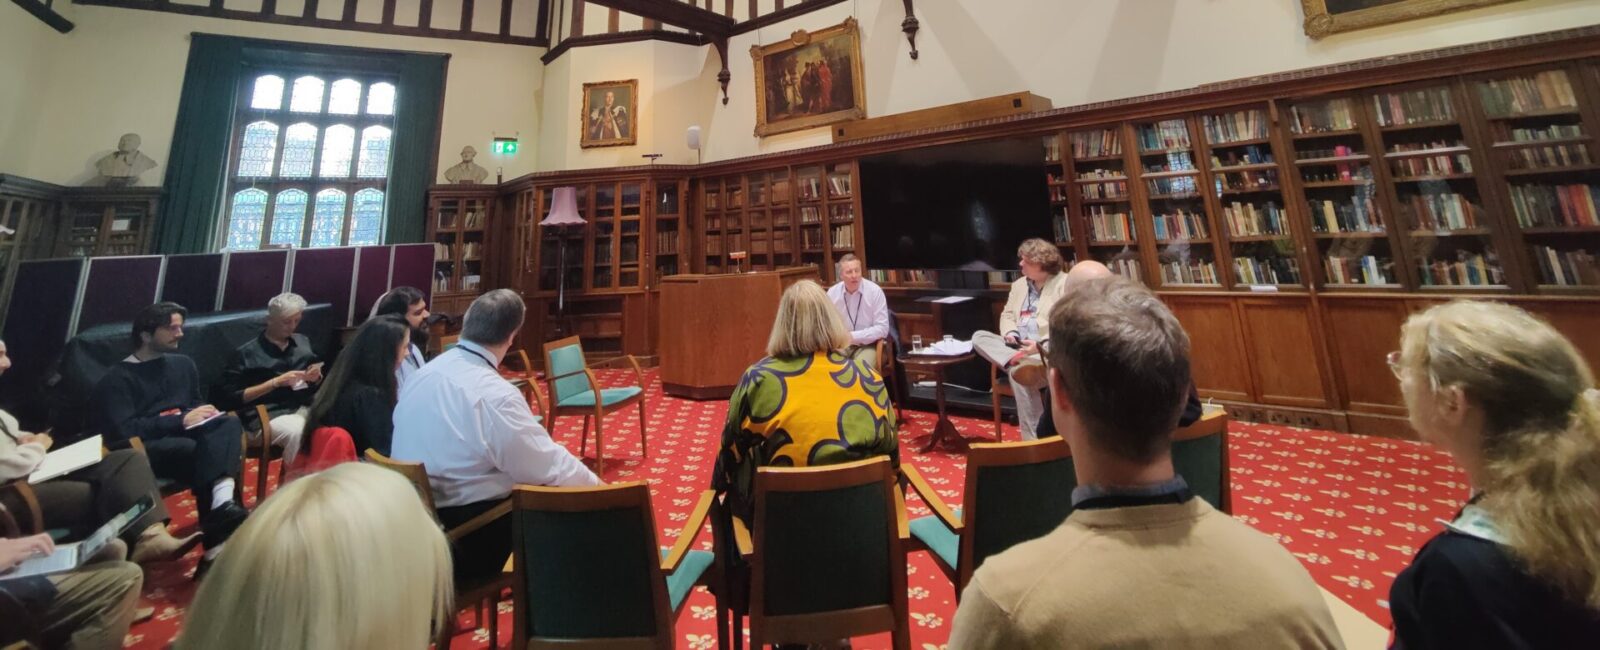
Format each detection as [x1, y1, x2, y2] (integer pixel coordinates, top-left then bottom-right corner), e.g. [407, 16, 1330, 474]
[1072, 475, 1191, 508]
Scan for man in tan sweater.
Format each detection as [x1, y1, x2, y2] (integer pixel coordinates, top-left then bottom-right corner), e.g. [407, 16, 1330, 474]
[948, 275, 1344, 649]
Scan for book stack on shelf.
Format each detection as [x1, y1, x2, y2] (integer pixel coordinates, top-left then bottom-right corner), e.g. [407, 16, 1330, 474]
[655, 184, 682, 283]
[657, 230, 680, 254]
[1204, 107, 1300, 288]
[1286, 95, 1396, 288]
[1373, 83, 1504, 288]
[430, 194, 492, 304]
[868, 269, 934, 285]
[1473, 67, 1600, 290]
[1135, 117, 1220, 287]
[1052, 207, 1073, 245]
[1064, 126, 1138, 281]
[831, 224, 854, 250]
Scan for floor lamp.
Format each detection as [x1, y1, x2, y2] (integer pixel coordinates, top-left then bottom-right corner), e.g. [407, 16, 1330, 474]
[541, 186, 586, 339]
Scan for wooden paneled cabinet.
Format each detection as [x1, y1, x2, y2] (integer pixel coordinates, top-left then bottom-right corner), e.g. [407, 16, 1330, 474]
[427, 185, 497, 315]
[698, 161, 862, 284]
[56, 188, 160, 258]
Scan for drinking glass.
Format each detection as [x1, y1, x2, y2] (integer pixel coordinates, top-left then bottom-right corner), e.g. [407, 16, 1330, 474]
[911, 335, 923, 352]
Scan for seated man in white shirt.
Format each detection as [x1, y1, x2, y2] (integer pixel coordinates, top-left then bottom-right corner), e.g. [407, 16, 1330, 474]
[390, 289, 600, 584]
[826, 254, 890, 369]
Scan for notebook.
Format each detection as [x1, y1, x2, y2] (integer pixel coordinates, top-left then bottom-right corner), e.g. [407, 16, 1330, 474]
[28, 435, 104, 484]
[1, 497, 152, 580]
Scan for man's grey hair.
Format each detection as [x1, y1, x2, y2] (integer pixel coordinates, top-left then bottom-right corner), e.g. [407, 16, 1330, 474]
[267, 292, 308, 319]
[462, 289, 526, 346]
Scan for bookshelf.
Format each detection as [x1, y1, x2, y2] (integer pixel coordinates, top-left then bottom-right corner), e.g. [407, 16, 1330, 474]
[1045, 132, 1080, 268]
[1283, 94, 1402, 289]
[55, 188, 160, 258]
[1467, 63, 1600, 292]
[427, 186, 495, 313]
[1132, 116, 1217, 287]
[698, 161, 862, 284]
[654, 181, 684, 284]
[1199, 105, 1306, 290]
[1058, 127, 1137, 273]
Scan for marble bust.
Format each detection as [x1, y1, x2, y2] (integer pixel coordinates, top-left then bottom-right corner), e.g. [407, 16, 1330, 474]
[444, 146, 489, 184]
[92, 133, 158, 186]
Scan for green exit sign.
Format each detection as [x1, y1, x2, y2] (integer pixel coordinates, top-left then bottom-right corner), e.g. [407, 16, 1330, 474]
[492, 138, 518, 155]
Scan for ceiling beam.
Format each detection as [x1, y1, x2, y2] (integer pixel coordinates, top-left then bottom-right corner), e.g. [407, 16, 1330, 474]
[580, 0, 735, 37]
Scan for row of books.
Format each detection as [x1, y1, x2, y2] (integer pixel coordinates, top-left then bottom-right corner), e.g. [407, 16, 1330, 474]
[1288, 98, 1358, 135]
[1161, 259, 1220, 285]
[1212, 146, 1274, 167]
[1300, 163, 1370, 184]
[1215, 169, 1279, 192]
[1494, 123, 1584, 144]
[1324, 255, 1393, 286]
[867, 269, 934, 284]
[1201, 110, 1269, 144]
[1052, 213, 1073, 243]
[1388, 139, 1464, 153]
[1152, 210, 1209, 241]
[1045, 137, 1063, 163]
[1080, 181, 1129, 200]
[1143, 151, 1197, 173]
[1078, 169, 1126, 180]
[800, 206, 822, 223]
[1234, 256, 1302, 286]
[1300, 144, 1363, 160]
[1050, 186, 1068, 203]
[1503, 143, 1591, 170]
[1372, 88, 1456, 127]
[1070, 130, 1122, 159]
[1402, 192, 1481, 231]
[1106, 256, 1143, 281]
[1476, 70, 1578, 117]
[797, 175, 854, 201]
[1531, 245, 1600, 286]
[432, 271, 482, 293]
[1088, 209, 1135, 242]
[1417, 252, 1504, 287]
[1146, 177, 1200, 197]
[1309, 196, 1385, 233]
[831, 225, 855, 249]
[1390, 153, 1472, 178]
[1222, 201, 1289, 237]
[1137, 120, 1192, 152]
[656, 231, 680, 254]
[433, 242, 483, 261]
[1508, 183, 1600, 228]
[704, 237, 723, 255]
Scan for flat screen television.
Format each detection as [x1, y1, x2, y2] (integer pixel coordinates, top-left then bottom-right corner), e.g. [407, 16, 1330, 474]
[859, 136, 1052, 273]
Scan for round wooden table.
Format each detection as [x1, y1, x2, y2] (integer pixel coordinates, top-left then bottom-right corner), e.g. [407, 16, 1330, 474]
[899, 352, 981, 453]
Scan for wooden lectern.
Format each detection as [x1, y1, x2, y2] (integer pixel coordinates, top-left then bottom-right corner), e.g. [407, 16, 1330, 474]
[660, 267, 819, 399]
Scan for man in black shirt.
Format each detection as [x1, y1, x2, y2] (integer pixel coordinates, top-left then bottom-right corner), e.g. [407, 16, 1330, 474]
[91, 302, 248, 572]
[216, 293, 322, 465]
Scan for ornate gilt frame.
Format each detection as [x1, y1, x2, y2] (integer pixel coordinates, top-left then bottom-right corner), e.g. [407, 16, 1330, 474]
[1302, 0, 1526, 39]
[579, 78, 638, 149]
[751, 17, 867, 137]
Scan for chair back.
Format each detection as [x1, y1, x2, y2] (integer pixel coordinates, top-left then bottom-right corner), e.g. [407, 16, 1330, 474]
[750, 456, 906, 646]
[1172, 408, 1232, 513]
[960, 438, 1076, 592]
[362, 449, 439, 513]
[543, 336, 592, 404]
[510, 482, 669, 646]
[439, 334, 461, 355]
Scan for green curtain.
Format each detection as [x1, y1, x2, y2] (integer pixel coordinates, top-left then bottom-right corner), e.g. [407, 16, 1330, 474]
[387, 53, 448, 244]
[156, 35, 243, 254]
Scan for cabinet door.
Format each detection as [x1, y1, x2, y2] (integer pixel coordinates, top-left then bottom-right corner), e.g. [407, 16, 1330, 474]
[1239, 296, 1335, 409]
[1322, 298, 1408, 415]
[1165, 295, 1254, 402]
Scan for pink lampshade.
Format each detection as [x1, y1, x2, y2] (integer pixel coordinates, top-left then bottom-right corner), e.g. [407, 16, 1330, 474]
[540, 186, 586, 226]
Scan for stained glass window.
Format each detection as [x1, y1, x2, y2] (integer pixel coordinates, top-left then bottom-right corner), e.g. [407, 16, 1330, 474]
[311, 189, 347, 247]
[237, 121, 279, 178]
[357, 126, 392, 178]
[366, 82, 395, 115]
[319, 125, 355, 178]
[226, 189, 268, 250]
[290, 76, 325, 113]
[350, 189, 386, 246]
[280, 123, 317, 178]
[251, 75, 284, 110]
[329, 79, 362, 115]
[269, 190, 308, 247]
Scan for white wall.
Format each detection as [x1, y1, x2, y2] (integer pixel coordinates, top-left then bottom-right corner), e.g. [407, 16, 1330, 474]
[4, 3, 546, 186]
[0, 3, 69, 178]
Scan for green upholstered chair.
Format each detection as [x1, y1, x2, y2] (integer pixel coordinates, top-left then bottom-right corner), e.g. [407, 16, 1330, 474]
[723, 456, 912, 650]
[543, 335, 648, 475]
[1172, 405, 1233, 513]
[904, 437, 1077, 596]
[508, 481, 717, 649]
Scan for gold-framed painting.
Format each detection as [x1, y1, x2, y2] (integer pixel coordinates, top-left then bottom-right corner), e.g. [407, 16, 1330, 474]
[751, 17, 867, 137]
[1301, 0, 1528, 38]
[580, 79, 637, 148]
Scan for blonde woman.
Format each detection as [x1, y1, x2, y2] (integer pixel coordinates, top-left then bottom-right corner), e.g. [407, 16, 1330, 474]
[1388, 301, 1600, 649]
[711, 279, 898, 522]
[174, 463, 453, 650]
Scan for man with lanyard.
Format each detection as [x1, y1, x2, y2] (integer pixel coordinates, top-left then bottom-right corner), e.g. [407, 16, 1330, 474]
[969, 238, 1067, 440]
[826, 254, 890, 370]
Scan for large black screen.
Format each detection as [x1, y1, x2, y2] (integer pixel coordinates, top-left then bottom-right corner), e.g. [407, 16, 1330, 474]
[859, 137, 1051, 271]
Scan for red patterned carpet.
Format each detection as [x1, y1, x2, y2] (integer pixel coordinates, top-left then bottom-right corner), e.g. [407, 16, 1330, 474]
[120, 370, 1466, 649]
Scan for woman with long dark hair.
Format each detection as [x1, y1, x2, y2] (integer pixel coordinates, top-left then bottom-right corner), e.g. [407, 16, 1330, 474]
[371, 286, 430, 390]
[301, 315, 411, 458]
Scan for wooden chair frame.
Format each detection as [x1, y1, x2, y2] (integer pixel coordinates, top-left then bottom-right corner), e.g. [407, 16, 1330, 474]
[0, 479, 43, 537]
[247, 405, 289, 502]
[543, 336, 649, 476]
[731, 457, 912, 650]
[986, 342, 1047, 442]
[363, 449, 513, 648]
[514, 349, 550, 423]
[874, 339, 906, 426]
[903, 437, 1072, 595]
[508, 481, 715, 649]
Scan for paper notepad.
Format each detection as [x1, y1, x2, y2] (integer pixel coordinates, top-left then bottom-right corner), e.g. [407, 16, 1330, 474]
[28, 435, 104, 484]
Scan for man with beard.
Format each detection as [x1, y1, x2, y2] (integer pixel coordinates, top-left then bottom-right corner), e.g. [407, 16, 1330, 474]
[370, 287, 432, 391]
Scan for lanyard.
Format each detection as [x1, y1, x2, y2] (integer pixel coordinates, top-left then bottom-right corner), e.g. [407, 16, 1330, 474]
[459, 345, 497, 370]
[846, 291, 865, 330]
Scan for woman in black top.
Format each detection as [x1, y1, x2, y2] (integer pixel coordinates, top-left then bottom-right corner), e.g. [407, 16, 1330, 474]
[302, 316, 410, 457]
[1388, 301, 1600, 649]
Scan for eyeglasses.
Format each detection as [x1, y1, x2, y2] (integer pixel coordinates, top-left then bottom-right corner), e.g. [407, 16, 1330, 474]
[1386, 350, 1403, 379]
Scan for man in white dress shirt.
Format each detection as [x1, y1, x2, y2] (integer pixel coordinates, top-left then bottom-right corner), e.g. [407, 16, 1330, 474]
[826, 254, 890, 369]
[391, 289, 600, 583]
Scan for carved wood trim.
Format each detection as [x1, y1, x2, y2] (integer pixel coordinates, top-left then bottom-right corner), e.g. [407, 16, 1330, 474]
[540, 29, 708, 65]
[900, 0, 919, 60]
[732, 0, 848, 35]
[73, 0, 548, 46]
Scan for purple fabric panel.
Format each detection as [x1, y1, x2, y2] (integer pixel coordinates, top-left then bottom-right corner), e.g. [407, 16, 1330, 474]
[78, 257, 164, 333]
[221, 250, 290, 312]
[353, 246, 393, 322]
[0, 258, 86, 404]
[161, 254, 224, 314]
[290, 247, 357, 326]
[390, 244, 434, 304]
